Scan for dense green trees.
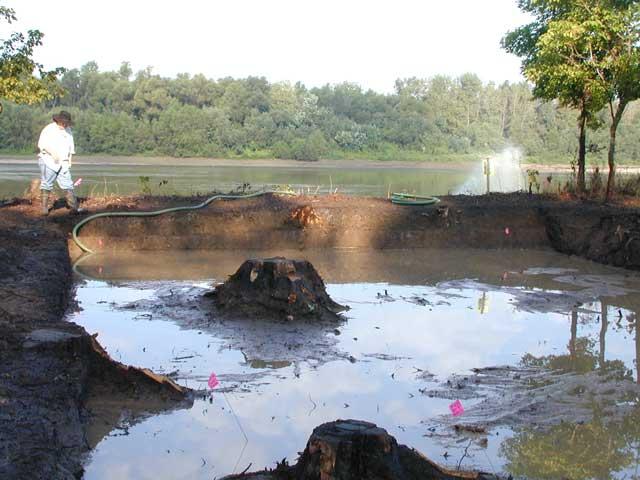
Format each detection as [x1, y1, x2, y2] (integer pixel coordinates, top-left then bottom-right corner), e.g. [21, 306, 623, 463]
[0, 61, 639, 163]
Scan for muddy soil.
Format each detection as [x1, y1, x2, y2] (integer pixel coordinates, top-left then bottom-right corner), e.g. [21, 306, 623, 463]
[50, 192, 640, 270]
[115, 283, 350, 372]
[0, 192, 639, 479]
[0, 204, 191, 480]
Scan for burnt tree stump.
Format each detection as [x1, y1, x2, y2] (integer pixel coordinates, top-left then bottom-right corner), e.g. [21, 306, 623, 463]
[211, 257, 347, 321]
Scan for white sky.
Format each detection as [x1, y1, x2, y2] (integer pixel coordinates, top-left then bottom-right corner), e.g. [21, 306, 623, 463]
[3, 0, 531, 93]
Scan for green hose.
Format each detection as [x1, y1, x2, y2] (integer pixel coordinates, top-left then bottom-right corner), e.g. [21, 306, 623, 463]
[72, 189, 296, 254]
[390, 192, 440, 206]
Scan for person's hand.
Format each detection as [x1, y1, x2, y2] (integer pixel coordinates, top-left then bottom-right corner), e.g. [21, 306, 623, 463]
[68, 154, 73, 167]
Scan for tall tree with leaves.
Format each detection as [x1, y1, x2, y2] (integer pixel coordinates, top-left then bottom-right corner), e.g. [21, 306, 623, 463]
[502, 0, 607, 193]
[586, 1, 640, 199]
[0, 4, 63, 112]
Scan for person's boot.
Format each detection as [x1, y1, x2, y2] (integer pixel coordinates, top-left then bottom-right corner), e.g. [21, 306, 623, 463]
[40, 190, 50, 216]
[65, 190, 84, 214]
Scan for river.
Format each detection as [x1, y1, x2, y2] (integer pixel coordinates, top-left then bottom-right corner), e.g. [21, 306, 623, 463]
[0, 156, 526, 198]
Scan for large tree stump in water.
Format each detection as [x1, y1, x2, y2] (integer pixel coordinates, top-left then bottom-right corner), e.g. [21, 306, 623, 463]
[212, 257, 347, 321]
[223, 419, 496, 480]
[294, 420, 496, 480]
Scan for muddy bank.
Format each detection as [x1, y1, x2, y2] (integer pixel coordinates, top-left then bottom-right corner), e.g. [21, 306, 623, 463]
[0, 207, 191, 479]
[44, 192, 638, 270]
[1, 191, 639, 479]
[544, 205, 640, 269]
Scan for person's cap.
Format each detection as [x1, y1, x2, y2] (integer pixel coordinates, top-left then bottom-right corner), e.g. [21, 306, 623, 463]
[52, 111, 73, 126]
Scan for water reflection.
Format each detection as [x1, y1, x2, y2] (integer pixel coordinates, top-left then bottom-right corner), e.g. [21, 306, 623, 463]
[502, 406, 640, 480]
[521, 303, 639, 382]
[500, 304, 640, 480]
[70, 249, 640, 479]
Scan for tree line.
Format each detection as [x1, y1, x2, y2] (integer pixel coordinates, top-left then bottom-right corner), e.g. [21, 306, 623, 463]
[0, 61, 638, 164]
[1, 1, 639, 170]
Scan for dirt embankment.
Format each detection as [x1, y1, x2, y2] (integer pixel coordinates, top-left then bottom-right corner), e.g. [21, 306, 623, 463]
[56, 192, 640, 270]
[0, 192, 638, 479]
[0, 206, 191, 480]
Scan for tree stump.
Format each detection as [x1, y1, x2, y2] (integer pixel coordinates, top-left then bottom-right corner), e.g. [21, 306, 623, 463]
[221, 420, 498, 480]
[211, 257, 347, 321]
[293, 420, 496, 480]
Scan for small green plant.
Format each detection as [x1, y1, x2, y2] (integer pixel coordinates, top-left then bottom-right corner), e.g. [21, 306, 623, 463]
[138, 176, 151, 195]
[616, 173, 640, 197]
[273, 184, 296, 195]
[588, 167, 604, 197]
[234, 182, 252, 194]
[526, 169, 540, 194]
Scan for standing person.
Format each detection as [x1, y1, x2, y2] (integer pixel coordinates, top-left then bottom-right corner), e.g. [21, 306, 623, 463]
[37, 110, 83, 215]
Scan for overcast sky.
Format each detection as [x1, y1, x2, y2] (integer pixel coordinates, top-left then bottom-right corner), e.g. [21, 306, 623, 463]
[3, 0, 531, 93]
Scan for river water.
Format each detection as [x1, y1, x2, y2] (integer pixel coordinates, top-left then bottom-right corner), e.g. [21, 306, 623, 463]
[70, 248, 640, 480]
[0, 157, 524, 198]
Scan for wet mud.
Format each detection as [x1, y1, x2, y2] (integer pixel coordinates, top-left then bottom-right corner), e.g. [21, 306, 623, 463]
[115, 283, 350, 374]
[1, 192, 639, 479]
[0, 204, 191, 480]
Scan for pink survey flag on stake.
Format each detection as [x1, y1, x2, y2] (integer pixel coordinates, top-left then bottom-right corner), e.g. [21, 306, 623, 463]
[208, 372, 219, 389]
[449, 399, 464, 417]
[73, 177, 83, 187]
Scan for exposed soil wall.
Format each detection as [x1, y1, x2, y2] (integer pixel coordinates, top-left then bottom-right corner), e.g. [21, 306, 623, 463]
[66, 194, 551, 254]
[61, 193, 639, 270]
[543, 204, 640, 269]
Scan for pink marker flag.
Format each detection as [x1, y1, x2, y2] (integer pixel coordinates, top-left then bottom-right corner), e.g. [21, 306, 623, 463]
[208, 372, 219, 389]
[504, 227, 511, 236]
[449, 399, 464, 417]
[73, 177, 83, 187]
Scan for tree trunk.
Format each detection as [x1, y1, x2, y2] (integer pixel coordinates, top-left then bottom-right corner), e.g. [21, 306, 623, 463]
[606, 101, 627, 202]
[569, 310, 578, 368]
[635, 313, 639, 385]
[577, 109, 587, 194]
[635, 313, 640, 384]
[599, 301, 608, 370]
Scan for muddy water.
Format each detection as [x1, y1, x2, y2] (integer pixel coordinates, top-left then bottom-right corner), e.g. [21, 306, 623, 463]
[70, 249, 640, 480]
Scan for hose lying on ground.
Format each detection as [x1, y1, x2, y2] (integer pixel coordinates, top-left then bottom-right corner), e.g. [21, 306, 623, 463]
[390, 192, 440, 206]
[72, 190, 297, 254]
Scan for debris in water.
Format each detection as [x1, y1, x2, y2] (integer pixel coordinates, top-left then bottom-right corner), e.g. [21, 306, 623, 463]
[453, 424, 486, 434]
